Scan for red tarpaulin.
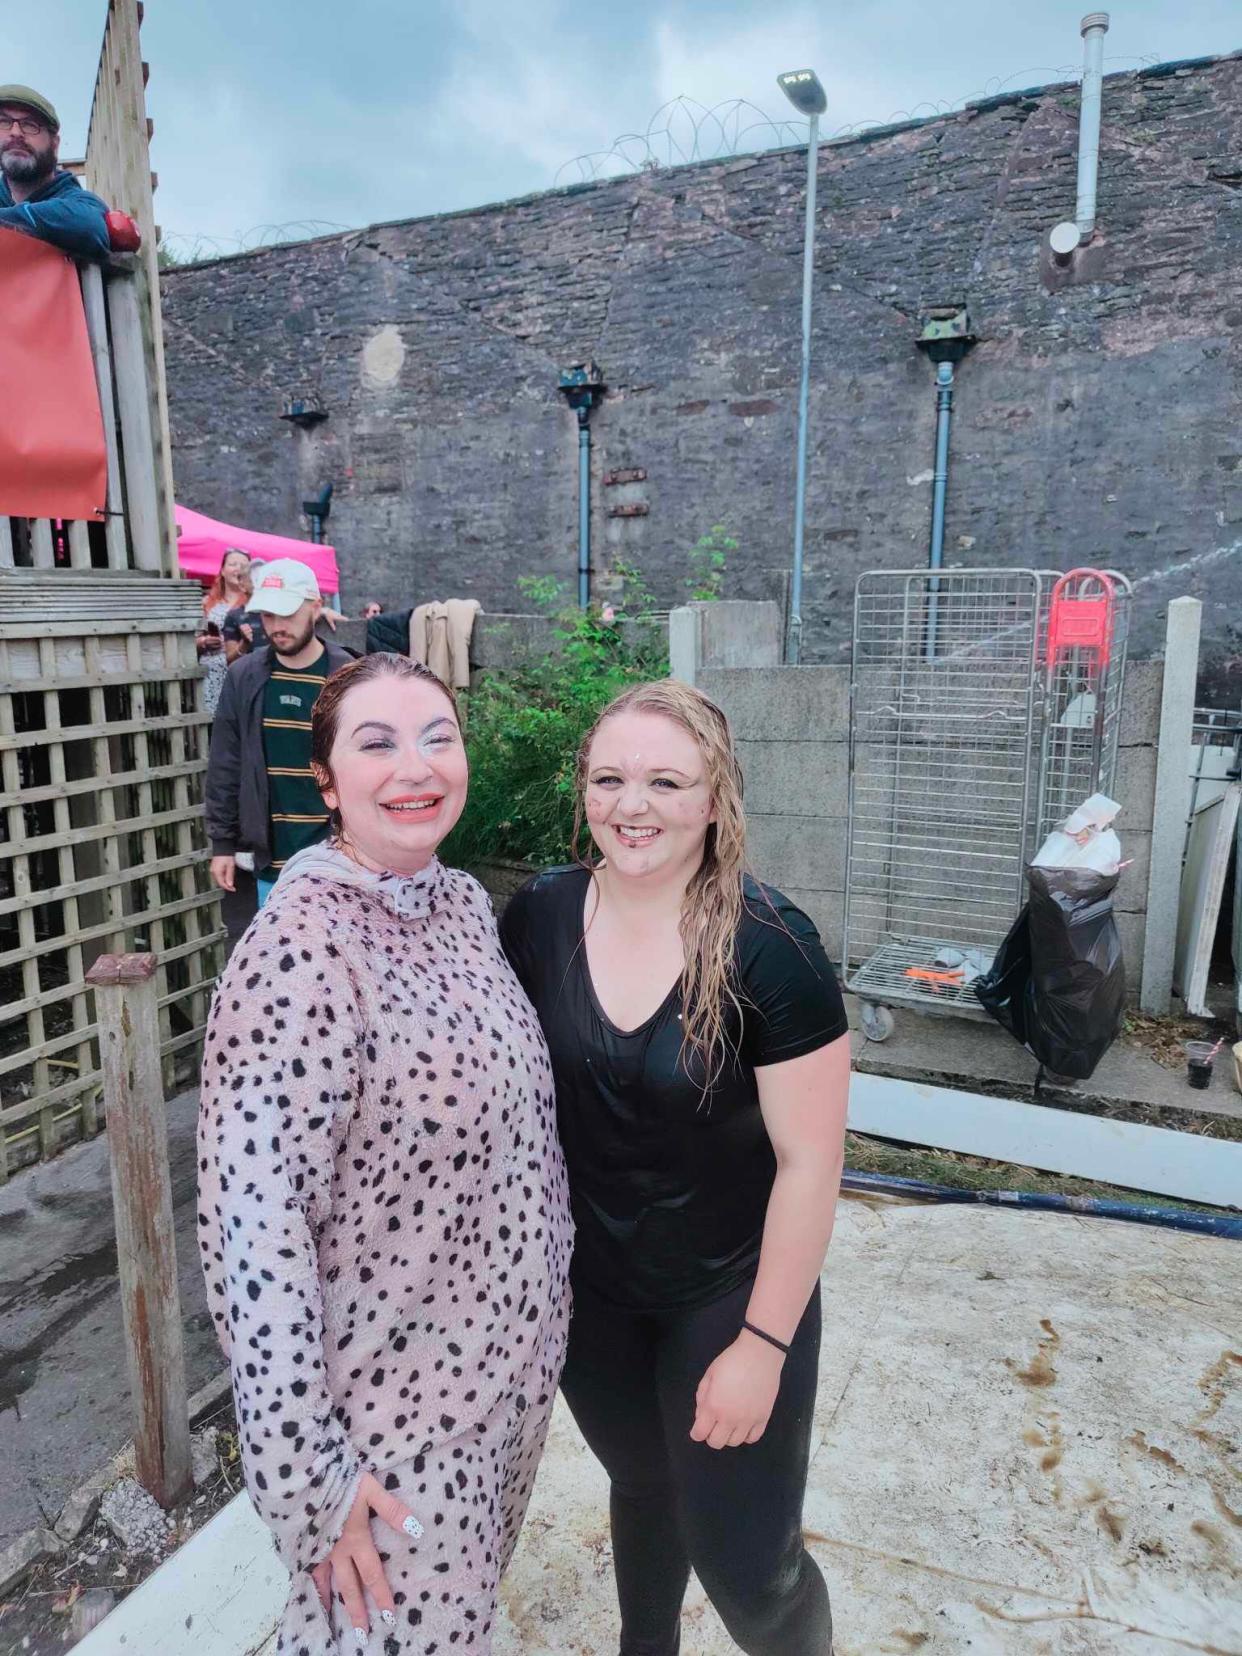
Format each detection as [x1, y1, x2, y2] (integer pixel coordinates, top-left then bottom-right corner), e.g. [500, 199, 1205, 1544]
[0, 227, 107, 521]
[175, 504, 340, 594]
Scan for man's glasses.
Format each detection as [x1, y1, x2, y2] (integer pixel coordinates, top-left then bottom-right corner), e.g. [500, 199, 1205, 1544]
[0, 116, 49, 137]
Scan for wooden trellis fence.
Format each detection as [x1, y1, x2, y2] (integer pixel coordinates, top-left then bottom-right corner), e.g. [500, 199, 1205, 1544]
[0, 574, 222, 1176]
[0, 0, 223, 1178]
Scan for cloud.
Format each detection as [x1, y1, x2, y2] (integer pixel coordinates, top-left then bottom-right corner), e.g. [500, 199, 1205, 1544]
[423, 0, 657, 183]
[12, 0, 1242, 251]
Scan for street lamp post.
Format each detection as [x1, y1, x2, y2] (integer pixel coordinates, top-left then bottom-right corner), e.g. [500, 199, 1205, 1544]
[777, 69, 826, 665]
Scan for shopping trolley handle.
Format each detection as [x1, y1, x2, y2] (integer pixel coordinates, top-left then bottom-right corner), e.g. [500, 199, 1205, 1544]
[1046, 568, 1119, 668]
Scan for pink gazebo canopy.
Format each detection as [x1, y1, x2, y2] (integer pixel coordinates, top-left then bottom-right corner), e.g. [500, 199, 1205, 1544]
[175, 504, 340, 595]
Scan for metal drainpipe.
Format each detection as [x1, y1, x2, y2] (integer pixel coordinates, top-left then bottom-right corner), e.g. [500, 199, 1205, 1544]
[928, 361, 955, 577]
[916, 312, 975, 656]
[576, 409, 591, 610]
[558, 364, 605, 607]
[925, 361, 955, 659]
[1076, 12, 1110, 235]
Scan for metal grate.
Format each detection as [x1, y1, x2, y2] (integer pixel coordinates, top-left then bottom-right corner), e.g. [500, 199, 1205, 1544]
[843, 569, 1046, 1016]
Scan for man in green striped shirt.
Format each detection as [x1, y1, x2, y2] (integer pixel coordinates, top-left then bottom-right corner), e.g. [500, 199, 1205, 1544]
[261, 648, 330, 896]
[206, 559, 353, 909]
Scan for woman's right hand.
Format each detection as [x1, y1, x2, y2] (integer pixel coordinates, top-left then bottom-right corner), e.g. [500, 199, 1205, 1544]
[310, 1471, 424, 1644]
[195, 631, 223, 654]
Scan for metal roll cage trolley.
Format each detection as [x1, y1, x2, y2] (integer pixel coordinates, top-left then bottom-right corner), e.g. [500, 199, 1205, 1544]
[842, 567, 1132, 1041]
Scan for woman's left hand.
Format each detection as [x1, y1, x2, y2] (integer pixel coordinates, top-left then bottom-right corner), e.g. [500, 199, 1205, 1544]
[690, 1335, 784, 1449]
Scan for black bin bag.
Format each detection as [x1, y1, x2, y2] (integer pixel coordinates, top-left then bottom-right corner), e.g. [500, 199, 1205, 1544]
[974, 866, 1125, 1080]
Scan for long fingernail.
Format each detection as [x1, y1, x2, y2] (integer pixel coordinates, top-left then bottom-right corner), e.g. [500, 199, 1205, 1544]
[380, 1610, 396, 1626]
[353, 1631, 368, 1650]
[403, 1515, 424, 1538]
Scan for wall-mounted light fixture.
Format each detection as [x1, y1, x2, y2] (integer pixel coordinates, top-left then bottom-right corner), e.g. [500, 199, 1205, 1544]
[280, 395, 329, 429]
[558, 362, 607, 608]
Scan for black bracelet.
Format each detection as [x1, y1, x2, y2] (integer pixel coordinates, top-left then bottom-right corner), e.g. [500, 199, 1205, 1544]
[742, 1319, 790, 1356]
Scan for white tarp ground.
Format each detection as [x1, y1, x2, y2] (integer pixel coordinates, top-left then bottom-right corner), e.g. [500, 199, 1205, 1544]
[80, 1199, 1242, 1656]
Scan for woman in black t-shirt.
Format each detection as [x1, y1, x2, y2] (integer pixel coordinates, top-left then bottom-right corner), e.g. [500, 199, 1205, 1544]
[500, 679, 850, 1656]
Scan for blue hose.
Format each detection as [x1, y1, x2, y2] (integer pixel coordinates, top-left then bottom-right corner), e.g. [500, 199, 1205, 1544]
[841, 1169, 1242, 1240]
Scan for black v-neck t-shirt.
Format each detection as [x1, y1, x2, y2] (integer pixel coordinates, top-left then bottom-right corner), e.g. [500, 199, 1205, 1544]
[499, 864, 848, 1310]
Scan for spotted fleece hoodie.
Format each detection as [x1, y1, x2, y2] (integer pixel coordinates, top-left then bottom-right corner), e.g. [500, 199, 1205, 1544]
[197, 846, 573, 1597]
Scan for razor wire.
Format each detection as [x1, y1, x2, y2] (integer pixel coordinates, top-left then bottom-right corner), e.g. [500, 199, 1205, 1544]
[157, 219, 354, 265]
[156, 50, 1169, 254]
[554, 55, 1163, 184]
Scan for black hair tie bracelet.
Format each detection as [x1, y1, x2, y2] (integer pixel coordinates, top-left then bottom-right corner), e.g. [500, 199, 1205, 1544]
[742, 1320, 790, 1356]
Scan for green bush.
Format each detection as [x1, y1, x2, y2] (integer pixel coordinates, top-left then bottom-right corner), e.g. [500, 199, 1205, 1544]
[442, 576, 668, 869]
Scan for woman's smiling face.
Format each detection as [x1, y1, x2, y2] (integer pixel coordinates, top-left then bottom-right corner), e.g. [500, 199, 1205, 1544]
[315, 676, 468, 875]
[584, 709, 715, 883]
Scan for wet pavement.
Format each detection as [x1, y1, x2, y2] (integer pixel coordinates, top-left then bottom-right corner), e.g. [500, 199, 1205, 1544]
[0, 1089, 223, 1555]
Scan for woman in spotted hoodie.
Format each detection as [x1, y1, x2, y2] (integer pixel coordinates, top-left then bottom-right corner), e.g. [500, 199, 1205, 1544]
[198, 654, 573, 1655]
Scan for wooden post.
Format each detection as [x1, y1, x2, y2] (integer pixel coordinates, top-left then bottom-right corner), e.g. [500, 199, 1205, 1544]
[106, 273, 163, 573]
[85, 951, 193, 1509]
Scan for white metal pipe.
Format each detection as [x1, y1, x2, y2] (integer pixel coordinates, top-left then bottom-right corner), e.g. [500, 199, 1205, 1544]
[1076, 12, 1109, 235]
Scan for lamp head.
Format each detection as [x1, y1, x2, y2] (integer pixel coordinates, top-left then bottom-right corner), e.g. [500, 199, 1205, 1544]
[778, 69, 827, 118]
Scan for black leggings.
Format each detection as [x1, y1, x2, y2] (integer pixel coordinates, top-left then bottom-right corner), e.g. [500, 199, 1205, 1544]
[560, 1273, 831, 1656]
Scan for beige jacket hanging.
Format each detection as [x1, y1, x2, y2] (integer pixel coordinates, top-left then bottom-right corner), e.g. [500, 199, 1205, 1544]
[408, 598, 481, 689]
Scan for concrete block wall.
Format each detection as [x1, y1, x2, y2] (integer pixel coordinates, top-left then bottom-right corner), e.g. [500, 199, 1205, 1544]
[701, 657, 1164, 1001]
[700, 667, 851, 963]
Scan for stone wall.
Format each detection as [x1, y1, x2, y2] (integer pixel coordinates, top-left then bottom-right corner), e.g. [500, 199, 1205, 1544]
[700, 659, 1163, 1003]
[161, 54, 1241, 695]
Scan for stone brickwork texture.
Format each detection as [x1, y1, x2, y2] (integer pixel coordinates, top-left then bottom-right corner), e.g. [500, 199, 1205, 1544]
[161, 55, 1241, 690]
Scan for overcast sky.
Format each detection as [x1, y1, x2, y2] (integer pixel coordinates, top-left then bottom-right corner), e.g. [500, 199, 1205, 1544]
[4, 1, 1237, 256]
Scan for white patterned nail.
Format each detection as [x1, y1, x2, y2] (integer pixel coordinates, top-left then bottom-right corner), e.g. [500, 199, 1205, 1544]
[353, 1630, 368, 1650]
[380, 1609, 396, 1626]
[403, 1515, 424, 1539]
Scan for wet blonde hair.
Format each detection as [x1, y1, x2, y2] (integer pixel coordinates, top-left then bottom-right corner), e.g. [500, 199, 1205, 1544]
[574, 679, 751, 1091]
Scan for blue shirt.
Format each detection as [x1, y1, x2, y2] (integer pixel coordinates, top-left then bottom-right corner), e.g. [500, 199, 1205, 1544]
[0, 168, 111, 261]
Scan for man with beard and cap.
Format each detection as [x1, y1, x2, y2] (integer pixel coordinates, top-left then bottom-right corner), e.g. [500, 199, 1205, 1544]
[205, 559, 353, 909]
[0, 85, 110, 260]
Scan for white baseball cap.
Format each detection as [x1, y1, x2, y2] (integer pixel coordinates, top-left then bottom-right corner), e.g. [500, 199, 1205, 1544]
[251, 558, 322, 618]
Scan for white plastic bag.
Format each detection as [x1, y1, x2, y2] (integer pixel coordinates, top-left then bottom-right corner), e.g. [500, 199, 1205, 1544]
[1031, 793, 1122, 875]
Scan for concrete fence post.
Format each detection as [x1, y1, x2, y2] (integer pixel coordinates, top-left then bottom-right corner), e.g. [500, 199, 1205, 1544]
[1140, 597, 1201, 1015]
[670, 602, 783, 684]
[85, 951, 193, 1510]
[668, 606, 702, 686]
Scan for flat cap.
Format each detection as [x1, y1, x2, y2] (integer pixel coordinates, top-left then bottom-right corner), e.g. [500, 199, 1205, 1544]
[0, 85, 60, 131]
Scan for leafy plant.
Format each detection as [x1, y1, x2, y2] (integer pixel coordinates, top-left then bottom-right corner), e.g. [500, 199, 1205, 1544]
[687, 525, 734, 601]
[609, 556, 659, 619]
[442, 576, 668, 870]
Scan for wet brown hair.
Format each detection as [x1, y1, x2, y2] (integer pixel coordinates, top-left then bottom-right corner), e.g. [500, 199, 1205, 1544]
[573, 678, 750, 1091]
[310, 654, 459, 839]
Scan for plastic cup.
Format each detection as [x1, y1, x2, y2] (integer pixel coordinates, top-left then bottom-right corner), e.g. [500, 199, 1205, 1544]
[1185, 1040, 1216, 1091]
